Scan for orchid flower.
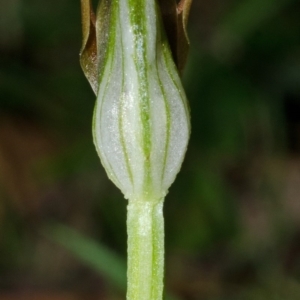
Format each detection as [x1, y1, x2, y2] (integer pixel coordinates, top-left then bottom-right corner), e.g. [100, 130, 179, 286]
[80, 0, 192, 299]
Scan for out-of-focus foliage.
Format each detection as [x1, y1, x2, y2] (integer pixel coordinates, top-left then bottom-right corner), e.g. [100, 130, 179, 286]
[1, 0, 300, 299]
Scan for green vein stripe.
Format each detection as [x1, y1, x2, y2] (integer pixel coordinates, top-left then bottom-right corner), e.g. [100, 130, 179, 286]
[118, 4, 134, 188]
[155, 45, 171, 184]
[95, 1, 123, 189]
[155, 22, 172, 184]
[162, 44, 190, 124]
[128, 0, 152, 195]
[150, 204, 155, 300]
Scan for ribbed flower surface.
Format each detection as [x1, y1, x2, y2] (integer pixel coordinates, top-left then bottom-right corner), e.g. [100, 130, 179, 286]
[93, 0, 190, 201]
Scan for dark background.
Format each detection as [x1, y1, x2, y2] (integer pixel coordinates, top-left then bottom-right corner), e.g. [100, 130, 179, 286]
[1, 0, 300, 299]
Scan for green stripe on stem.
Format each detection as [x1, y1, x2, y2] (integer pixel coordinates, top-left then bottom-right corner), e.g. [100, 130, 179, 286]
[127, 199, 164, 300]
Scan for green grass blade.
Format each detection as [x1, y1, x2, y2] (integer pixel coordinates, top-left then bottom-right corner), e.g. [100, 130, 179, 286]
[45, 224, 127, 290]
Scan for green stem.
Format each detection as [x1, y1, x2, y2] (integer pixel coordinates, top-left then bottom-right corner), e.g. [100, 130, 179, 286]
[127, 199, 165, 300]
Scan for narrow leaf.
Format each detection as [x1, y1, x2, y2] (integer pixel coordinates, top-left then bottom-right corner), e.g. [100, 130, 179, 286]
[45, 224, 127, 290]
[45, 224, 182, 300]
[80, 0, 98, 94]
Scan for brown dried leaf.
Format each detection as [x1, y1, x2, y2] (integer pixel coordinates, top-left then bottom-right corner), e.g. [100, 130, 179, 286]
[176, 0, 193, 74]
[80, 0, 113, 95]
[95, 0, 112, 81]
[158, 0, 178, 64]
[158, 0, 193, 75]
[80, 0, 98, 94]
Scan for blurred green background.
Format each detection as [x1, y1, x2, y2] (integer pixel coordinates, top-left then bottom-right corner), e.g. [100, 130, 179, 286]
[1, 0, 300, 299]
